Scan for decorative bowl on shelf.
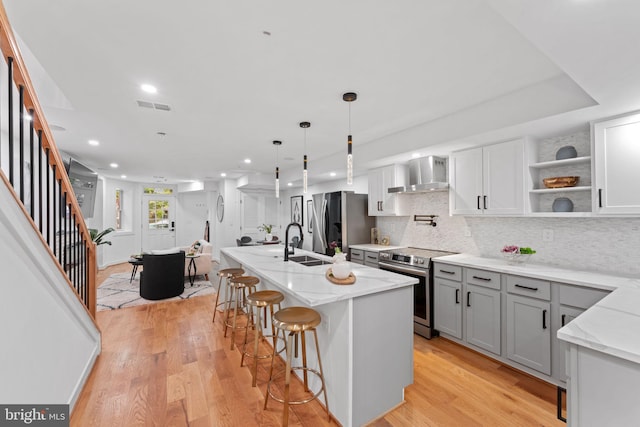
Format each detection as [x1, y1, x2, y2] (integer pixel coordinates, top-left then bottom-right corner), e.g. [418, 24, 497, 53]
[543, 176, 579, 188]
[555, 145, 578, 160]
[552, 197, 574, 212]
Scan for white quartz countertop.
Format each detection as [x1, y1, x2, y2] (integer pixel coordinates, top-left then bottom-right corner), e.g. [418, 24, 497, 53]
[434, 253, 640, 365]
[348, 244, 405, 252]
[220, 245, 417, 307]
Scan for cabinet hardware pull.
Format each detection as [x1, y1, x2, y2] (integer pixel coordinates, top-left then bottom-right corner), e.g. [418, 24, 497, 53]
[483, 195, 488, 210]
[366, 256, 376, 260]
[466, 291, 471, 307]
[477, 195, 481, 210]
[514, 284, 539, 291]
[542, 309, 547, 329]
[472, 275, 491, 281]
[561, 314, 566, 327]
[598, 189, 603, 208]
[380, 201, 383, 211]
[455, 289, 460, 304]
[440, 269, 455, 275]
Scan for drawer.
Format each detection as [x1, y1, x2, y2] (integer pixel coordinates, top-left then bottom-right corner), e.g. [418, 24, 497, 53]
[364, 251, 379, 262]
[433, 263, 462, 281]
[506, 275, 551, 301]
[350, 249, 364, 263]
[465, 268, 501, 290]
[364, 251, 379, 268]
[557, 283, 610, 309]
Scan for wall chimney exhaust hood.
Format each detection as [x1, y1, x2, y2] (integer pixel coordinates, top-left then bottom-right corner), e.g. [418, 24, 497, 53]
[388, 156, 448, 193]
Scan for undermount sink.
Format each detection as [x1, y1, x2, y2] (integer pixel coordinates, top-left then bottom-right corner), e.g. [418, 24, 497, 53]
[288, 255, 331, 266]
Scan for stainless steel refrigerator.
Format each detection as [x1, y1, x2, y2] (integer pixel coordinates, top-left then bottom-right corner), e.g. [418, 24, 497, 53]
[312, 191, 375, 257]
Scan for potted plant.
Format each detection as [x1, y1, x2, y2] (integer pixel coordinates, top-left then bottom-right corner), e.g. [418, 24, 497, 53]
[329, 241, 350, 279]
[258, 224, 274, 241]
[89, 227, 115, 246]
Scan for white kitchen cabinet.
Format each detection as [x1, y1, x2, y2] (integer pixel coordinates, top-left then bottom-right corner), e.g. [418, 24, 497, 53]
[367, 164, 408, 216]
[434, 276, 462, 339]
[464, 284, 501, 355]
[593, 112, 640, 214]
[506, 294, 551, 375]
[450, 139, 525, 215]
[349, 248, 364, 264]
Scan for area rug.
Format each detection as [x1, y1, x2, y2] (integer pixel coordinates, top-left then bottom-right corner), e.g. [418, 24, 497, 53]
[97, 273, 216, 311]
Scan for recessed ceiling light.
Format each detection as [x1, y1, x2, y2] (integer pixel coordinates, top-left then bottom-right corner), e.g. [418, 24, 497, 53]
[244, 158, 251, 164]
[220, 172, 227, 177]
[411, 153, 421, 159]
[287, 182, 293, 186]
[330, 172, 337, 177]
[141, 84, 157, 94]
[88, 139, 99, 146]
[120, 175, 127, 179]
[110, 163, 118, 168]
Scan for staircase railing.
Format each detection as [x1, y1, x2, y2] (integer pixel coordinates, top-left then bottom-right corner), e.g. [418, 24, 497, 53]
[0, 4, 97, 317]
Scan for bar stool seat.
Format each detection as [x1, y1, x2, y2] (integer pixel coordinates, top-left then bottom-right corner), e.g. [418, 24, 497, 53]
[242, 290, 286, 387]
[212, 267, 244, 323]
[224, 275, 260, 350]
[265, 306, 329, 426]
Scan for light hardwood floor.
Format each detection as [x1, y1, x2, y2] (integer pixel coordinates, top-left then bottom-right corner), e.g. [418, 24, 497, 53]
[73, 263, 564, 426]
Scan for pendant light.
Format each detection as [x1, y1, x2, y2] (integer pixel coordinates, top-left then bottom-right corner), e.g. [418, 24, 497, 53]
[343, 92, 357, 185]
[273, 140, 282, 198]
[300, 121, 310, 194]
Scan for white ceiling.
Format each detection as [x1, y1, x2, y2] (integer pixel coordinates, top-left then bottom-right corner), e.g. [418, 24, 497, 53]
[4, 0, 640, 187]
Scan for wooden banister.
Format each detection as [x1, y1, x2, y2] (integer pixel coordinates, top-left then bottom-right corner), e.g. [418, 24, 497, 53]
[0, 2, 98, 319]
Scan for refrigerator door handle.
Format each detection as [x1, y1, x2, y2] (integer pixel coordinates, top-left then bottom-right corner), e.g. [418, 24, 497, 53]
[321, 198, 329, 251]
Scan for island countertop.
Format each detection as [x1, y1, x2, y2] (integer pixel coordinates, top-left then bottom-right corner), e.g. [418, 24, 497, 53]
[220, 245, 417, 307]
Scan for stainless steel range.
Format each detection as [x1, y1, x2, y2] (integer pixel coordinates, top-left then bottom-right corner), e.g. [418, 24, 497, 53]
[379, 247, 456, 339]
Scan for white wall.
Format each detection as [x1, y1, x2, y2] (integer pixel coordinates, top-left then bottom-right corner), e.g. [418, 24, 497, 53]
[0, 176, 100, 407]
[176, 191, 208, 247]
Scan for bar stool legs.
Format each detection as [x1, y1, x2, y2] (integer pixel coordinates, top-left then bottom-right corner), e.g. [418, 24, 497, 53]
[212, 268, 244, 323]
[242, 290, 286, 387]
[224, 276, 259, 350]
[264, 307, 330, 426]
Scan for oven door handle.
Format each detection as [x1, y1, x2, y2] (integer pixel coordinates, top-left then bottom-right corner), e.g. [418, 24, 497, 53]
[379, 261, 428, 277]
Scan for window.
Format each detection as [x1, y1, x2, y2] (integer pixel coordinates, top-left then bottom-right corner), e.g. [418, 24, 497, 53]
[148, 199, 170, 229]
[143, 187, 173, 195]
[115, 189, 123, 230]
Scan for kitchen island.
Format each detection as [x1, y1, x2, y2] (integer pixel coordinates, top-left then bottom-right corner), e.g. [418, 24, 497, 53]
[220, 245, 417, 427]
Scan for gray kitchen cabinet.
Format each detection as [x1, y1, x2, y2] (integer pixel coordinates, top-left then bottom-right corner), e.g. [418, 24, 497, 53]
[465, 284, 501, 355]
[434, 276, 462, 339]
[506, 293, 551, 375]
[450, 139, 525, 215]
[552, 283, 610, 381]
[350, 248, 364, 264]
[593, 111, 640, 214]
[434, 265, 500, 354]
[363, 251, 379, 268]
[367, 164, 408, 216]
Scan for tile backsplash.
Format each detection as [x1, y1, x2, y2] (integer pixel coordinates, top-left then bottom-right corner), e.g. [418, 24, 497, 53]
[376, 186, 640, 277]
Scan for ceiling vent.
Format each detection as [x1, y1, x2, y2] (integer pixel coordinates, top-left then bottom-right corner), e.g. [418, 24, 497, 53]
[136, 100, 171, 111]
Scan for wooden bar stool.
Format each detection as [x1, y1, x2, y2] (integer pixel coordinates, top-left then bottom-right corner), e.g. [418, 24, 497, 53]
[224, 275, 259, 350]
[212, 267, 244, 323]
[241, 290, 286, 387]
[264, 306, 329, 426]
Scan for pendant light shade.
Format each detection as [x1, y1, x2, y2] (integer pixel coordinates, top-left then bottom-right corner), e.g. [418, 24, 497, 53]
[273, 140, 282, 198]
[343, 92, 357, 185]
[300, 121, 311, 194]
